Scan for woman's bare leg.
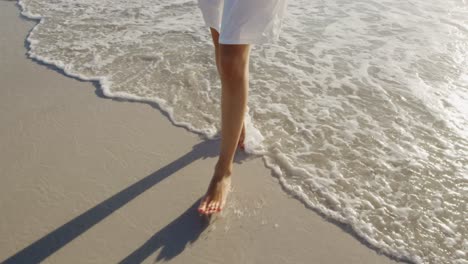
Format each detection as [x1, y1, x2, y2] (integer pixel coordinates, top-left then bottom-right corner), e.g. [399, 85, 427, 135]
[198, 28, 251, 214]
[209, 28, 245, 149]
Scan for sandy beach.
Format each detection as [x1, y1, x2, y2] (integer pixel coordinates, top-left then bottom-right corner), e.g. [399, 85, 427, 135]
[0, 1, 404, 263]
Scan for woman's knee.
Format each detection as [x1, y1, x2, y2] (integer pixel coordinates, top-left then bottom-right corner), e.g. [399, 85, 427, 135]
[219, 44, 250, 81]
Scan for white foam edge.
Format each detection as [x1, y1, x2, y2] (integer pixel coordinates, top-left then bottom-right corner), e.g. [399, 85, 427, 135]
[16, 0, 268, 152]
[262, 154, 423, 264]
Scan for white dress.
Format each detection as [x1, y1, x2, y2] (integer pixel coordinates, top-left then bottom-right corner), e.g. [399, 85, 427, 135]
[198, 0, 289, 44]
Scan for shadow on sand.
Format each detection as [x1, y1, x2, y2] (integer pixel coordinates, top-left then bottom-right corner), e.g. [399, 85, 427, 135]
[2, 139, 252, 264]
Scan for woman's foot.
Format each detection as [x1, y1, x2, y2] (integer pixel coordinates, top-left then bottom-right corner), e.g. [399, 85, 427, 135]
[198, 164, 232, 215]
[237, 123, 245, 150]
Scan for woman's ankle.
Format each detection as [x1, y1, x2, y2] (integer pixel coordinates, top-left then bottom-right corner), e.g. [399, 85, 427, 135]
[215, 160, 232, 178]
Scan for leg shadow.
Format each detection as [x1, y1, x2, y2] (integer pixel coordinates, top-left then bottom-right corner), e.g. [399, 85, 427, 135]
[119, 199, 210, 264]
[2, 139, 251, 264]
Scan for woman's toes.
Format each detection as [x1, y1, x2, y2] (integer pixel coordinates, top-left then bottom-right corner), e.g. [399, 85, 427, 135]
[212, 202, 220, 213]
[198, 197, 209, 214]
[197, 203, 204, 213]
[211, 201, 218, 213]
[208, 202, 216, 214]
[198, 207, 204, 214]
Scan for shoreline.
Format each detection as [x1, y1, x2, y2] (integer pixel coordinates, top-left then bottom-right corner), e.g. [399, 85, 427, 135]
[1, 1, 404, 263]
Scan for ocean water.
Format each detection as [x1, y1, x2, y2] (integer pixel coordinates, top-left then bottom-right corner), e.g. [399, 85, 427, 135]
[17, 0, 467, 263]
